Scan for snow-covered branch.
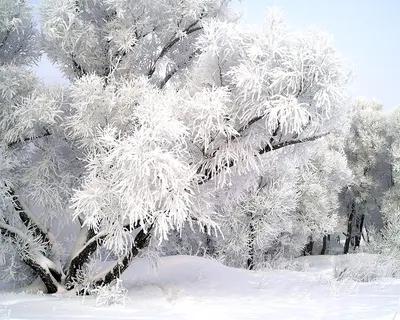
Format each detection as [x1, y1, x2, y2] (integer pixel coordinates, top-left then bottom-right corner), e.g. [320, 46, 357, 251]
[148, 20, 203, 78]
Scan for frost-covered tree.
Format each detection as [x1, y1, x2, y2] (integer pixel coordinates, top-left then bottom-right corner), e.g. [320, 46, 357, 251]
[379, 108, 400, 253]
[341, 99, 390, 253]
[1, 2, 351, 294]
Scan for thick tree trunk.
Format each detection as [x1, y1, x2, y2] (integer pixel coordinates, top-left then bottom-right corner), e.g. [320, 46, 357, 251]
[23, 258, 59, 294]
[64, 228, 104, 289]
[91, 227, 152, 290]
[0, 187, 63, 293]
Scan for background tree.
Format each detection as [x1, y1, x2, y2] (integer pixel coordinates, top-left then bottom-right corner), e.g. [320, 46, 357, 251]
[171, 135, 351, 269]
[379, 108, 400, 254]
[341, 99, 390, 254]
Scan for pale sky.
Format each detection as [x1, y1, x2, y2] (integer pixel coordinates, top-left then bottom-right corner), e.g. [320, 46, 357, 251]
[30, 0, 400, 110]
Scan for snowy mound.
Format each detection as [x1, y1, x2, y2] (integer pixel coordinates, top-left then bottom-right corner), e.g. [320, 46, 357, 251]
[1, 255, 400, 320]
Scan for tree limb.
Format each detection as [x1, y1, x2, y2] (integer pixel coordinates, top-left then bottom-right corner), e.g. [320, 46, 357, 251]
[159, 48, 202, 89]
[258, 132, 330, 155]
[5, 185, 54, 251]
[7, 128, 51, 148]
[197, 132, 330, 185]
[71, 53, 87, 78]
[148, 22, 203, 79]
[64, 229, 106, 288]
[0, 28, 12, 50]
[90, 227, 152, 290]
[0, 221, 59, 293]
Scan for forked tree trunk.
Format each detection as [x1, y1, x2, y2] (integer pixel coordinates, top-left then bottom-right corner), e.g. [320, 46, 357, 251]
[1, 189, 152, 294]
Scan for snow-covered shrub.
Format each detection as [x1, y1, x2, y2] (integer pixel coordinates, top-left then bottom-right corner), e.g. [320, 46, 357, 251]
[256, 252, 307, 271]
[71, 258, 103, 295]
[0, 305, 10, 320]
[159, 227, 214, 258]
[332, 254, 400, 282]
[91, 279, 128, 307]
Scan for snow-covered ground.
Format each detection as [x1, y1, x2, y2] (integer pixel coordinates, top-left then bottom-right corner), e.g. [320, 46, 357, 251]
[1, 255, 400, 319]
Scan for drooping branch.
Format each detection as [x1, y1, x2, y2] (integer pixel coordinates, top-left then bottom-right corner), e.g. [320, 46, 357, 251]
[0, 28, 12, 50]
[236, 115, 265, 138]
[110, 26, 157, 75]
[0, 12, 21, 52]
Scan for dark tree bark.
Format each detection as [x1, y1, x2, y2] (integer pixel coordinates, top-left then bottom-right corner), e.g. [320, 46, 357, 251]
[203, 226, 215, 257]
[321, 234, 330, 255]
[302, 236, 314, 256]
[344, 202, 355, 254]
[0, 222, 60, 293]
[23, 258, 59, 294]
[246, 221, 255, 270]
[64, 229, 104, 289]
[354, 213, 365, 249]
[91, 227, 152, 290]
[6, 186, 52, 252]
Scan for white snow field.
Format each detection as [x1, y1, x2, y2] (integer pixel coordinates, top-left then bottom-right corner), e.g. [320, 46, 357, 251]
[1, 255, 400, 320]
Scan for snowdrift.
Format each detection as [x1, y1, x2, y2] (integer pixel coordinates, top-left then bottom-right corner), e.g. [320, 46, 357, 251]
[1, 255, 400, 319]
